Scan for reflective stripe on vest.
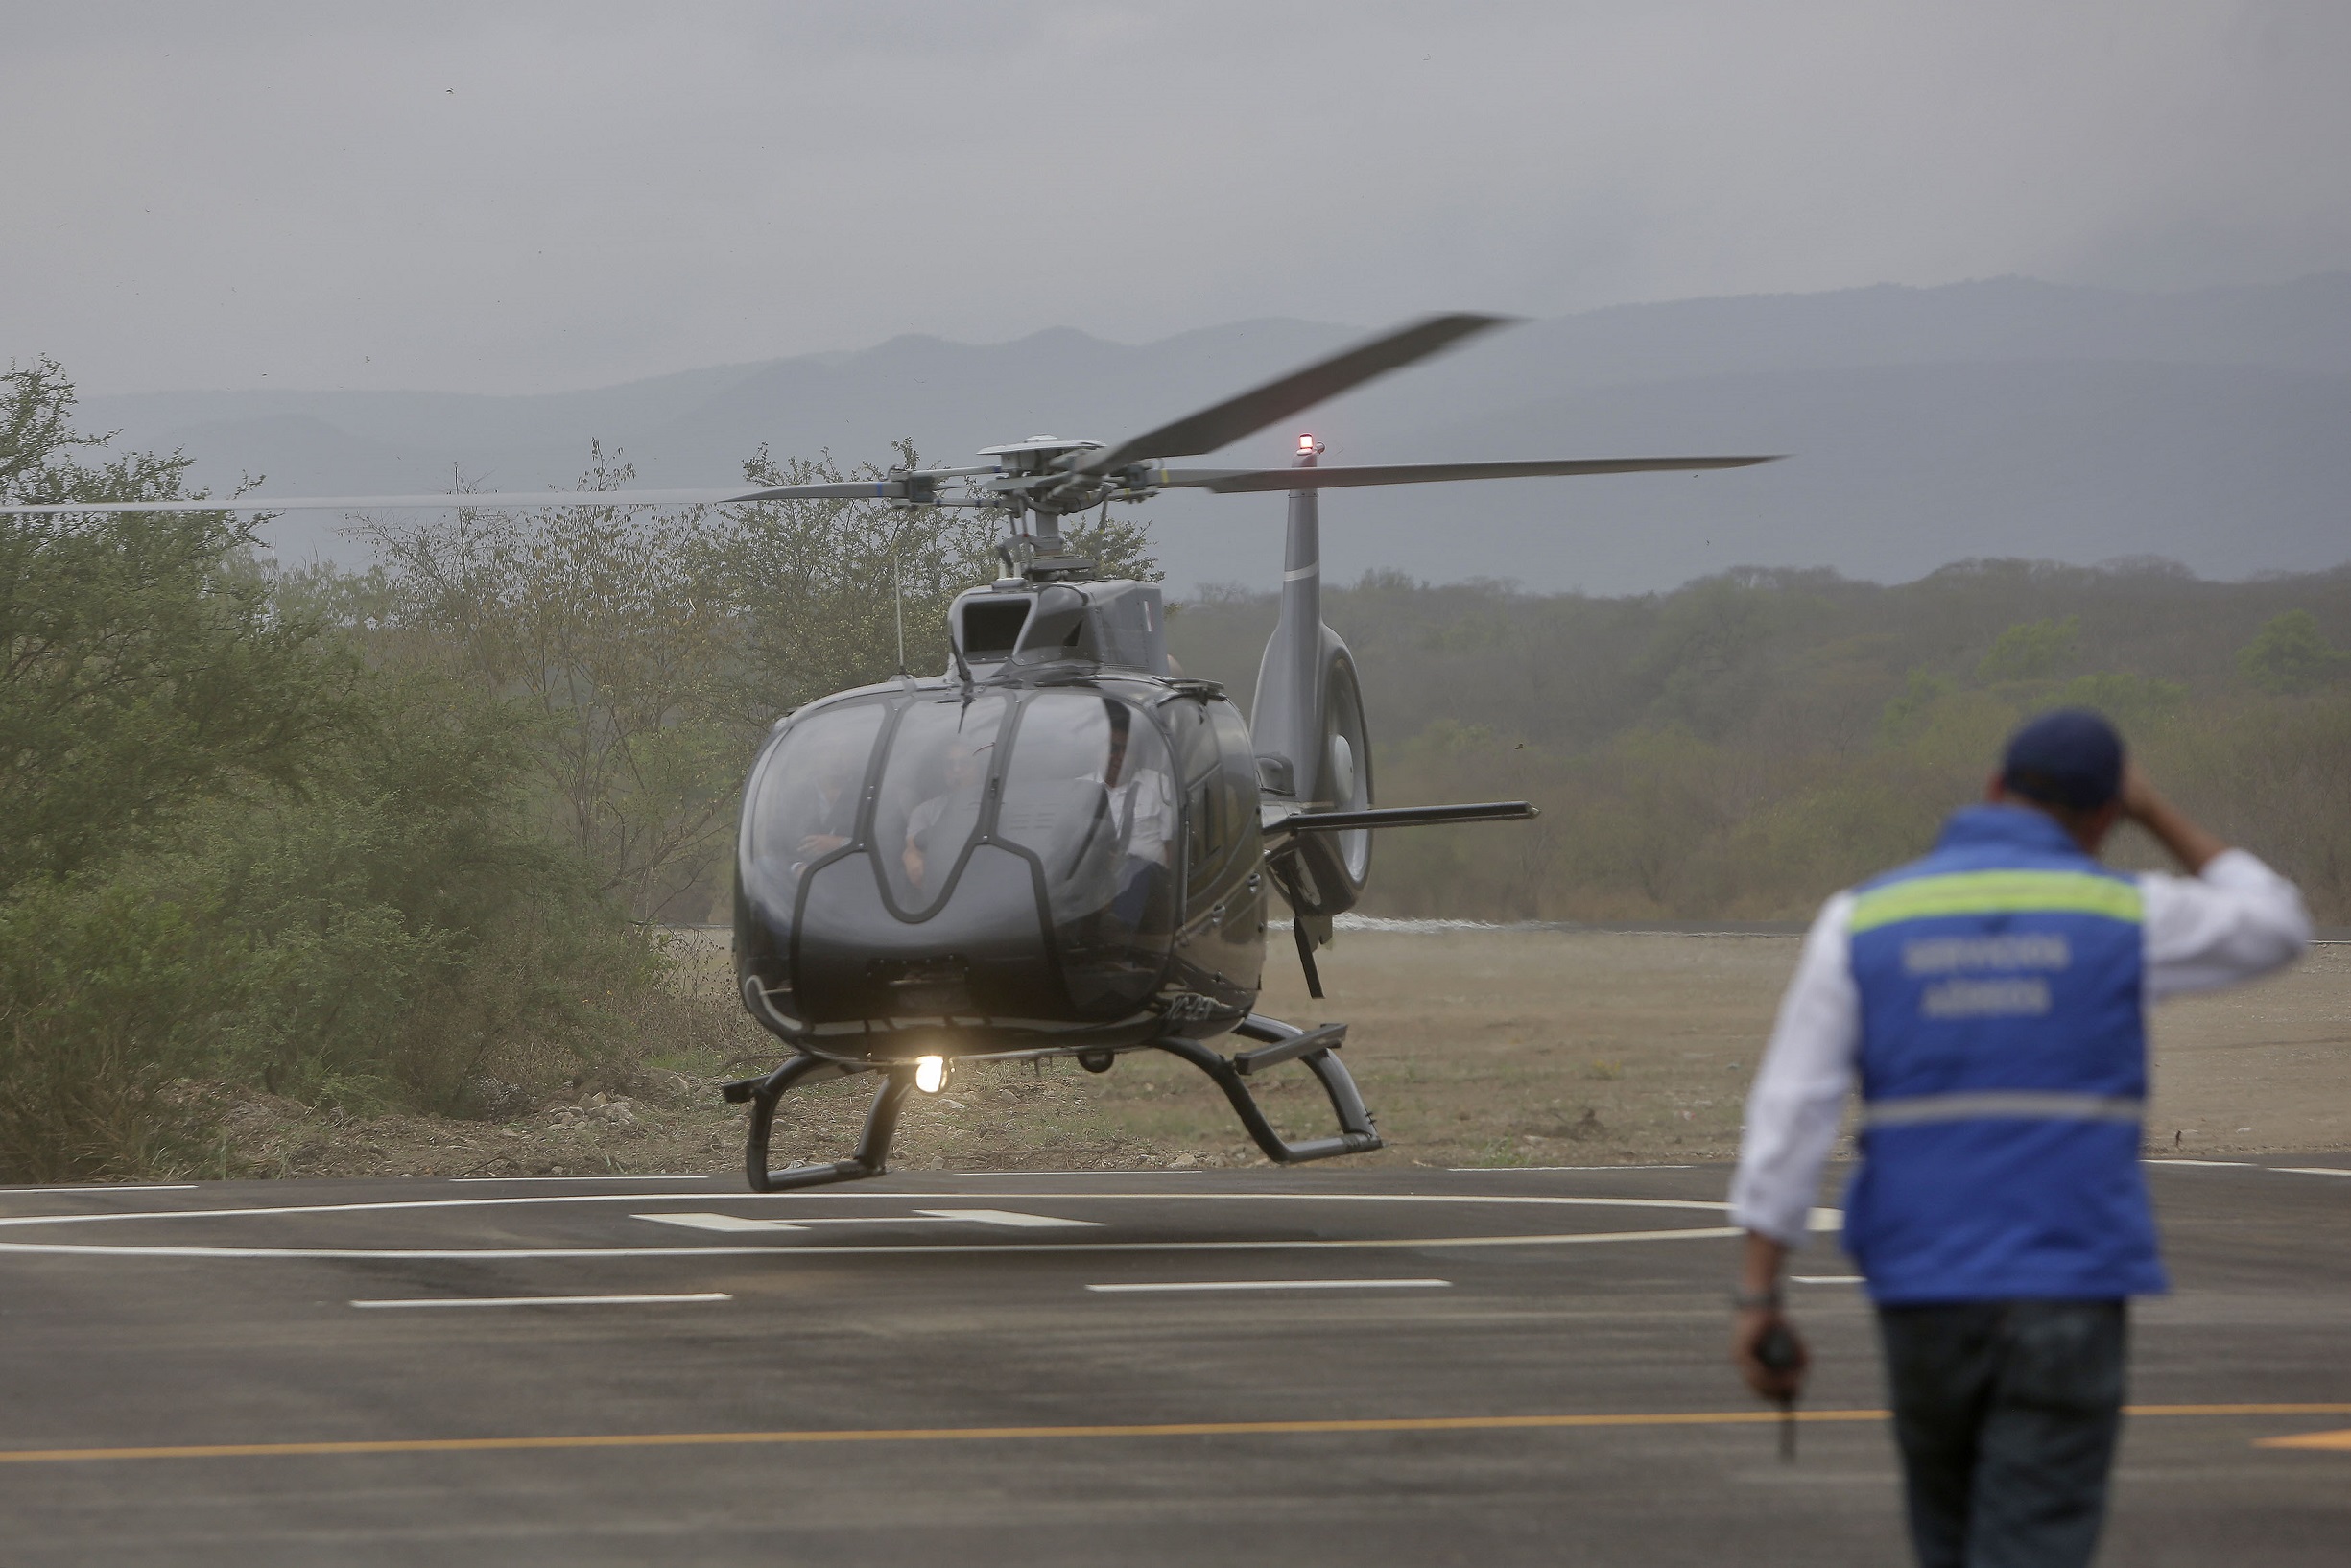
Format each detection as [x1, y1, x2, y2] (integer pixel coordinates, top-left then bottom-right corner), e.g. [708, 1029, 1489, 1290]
[1860, 1091, 2146, 1129]
[1849, 869, 2143, 934]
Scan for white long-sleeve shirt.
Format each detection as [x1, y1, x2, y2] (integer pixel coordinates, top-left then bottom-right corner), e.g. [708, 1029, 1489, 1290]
[1729, 847, 2313, 1247]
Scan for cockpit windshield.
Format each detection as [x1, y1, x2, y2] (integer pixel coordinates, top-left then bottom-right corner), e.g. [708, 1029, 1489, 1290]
[874, 692, 1013, 915]
[742, 700, 886, 914]
[741, 685, 1180, 1017]
[996, 690, 1176, 1003]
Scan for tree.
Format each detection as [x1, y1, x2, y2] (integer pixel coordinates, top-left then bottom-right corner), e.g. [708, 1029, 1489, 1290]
[2, 364, 653, 1178]
[0, 357, 346, 891]
[716, 442, 1006, 712]
[1976, 615, 2079, 683]
[2238, 610, 2348, 696]
[366, 447, 744, 921]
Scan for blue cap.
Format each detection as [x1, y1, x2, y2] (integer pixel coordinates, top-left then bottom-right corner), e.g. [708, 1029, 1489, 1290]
[2001, 708, 2124, 811]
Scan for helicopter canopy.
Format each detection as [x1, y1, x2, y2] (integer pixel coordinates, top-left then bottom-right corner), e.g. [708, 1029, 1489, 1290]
[741, 684, 1183, 1021]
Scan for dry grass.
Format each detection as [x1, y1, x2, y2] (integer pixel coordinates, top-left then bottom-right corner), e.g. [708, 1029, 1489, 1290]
[200, 930, 2349, 1179]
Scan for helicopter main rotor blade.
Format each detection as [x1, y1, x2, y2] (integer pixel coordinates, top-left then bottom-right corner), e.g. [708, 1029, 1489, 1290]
[1076, 313, 1512, 475]
[1152, 454, 1782, 494]
[0, 481, 931, 516]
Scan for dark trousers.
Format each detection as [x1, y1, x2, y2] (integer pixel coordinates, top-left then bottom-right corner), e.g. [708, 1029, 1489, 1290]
[1876, 1300, 2127, 1568]
[1109, 855, 1166, 933]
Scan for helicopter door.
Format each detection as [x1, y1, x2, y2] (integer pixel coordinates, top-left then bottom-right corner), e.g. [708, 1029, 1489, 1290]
[1167, 696, 1264, 1009]
[1171, 703, 1257, 903]
[1207, 701, 1265, 993]
[1164, 701, 1223, 913]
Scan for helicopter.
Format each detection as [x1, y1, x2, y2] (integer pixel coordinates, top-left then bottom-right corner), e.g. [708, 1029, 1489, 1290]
[3, 313, 1777, 1188]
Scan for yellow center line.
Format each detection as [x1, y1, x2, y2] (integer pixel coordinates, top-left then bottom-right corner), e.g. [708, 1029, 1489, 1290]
[2259, 1429, 2351, 1451]
[4, 1404, 2347, 1466]
[2125, 1404, 2351, 1417]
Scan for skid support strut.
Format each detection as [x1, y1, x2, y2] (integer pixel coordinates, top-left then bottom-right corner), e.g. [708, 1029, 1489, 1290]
[722, 1055, 913, 1192]
[1154, 1016, 1383, 1164]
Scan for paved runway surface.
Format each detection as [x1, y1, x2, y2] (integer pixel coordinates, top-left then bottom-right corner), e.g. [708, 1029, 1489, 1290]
[0, 1158, 2344, 1564]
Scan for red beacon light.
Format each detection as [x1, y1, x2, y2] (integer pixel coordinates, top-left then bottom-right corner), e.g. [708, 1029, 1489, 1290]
[1297, 433, 1316, 452]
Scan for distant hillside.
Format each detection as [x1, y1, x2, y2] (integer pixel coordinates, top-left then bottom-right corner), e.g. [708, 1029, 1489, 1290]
[78, 274, 2351, 590]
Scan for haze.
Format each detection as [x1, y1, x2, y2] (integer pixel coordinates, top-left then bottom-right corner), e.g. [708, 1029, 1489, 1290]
[9, 1, 2349, 397]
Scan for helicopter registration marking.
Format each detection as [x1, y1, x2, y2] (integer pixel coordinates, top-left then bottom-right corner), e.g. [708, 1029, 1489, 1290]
[636, 1209, 1101, 1234]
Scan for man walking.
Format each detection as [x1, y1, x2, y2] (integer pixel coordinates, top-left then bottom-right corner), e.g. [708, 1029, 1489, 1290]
[1728, 709, 2310, 1567]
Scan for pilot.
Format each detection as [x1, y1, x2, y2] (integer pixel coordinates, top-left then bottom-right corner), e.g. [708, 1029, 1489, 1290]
[1090, 704, 1176, 930]
[901, 736, 993, 892]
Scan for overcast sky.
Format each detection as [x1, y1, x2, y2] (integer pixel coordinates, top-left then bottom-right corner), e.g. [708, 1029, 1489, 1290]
[6, 1, 2347, 396]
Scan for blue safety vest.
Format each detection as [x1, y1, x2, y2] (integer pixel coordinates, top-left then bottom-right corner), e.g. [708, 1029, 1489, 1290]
[1842, 804, 2165, 1304]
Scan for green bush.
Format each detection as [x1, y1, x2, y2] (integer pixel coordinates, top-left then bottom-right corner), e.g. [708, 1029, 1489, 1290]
[3, 359, 1161, 1178]
[0, 363, 661, 1179]
[2239, 610, 2350, 696]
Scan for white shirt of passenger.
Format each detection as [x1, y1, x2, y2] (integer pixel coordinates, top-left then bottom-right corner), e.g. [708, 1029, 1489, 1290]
[1090, 766, 1177, 865]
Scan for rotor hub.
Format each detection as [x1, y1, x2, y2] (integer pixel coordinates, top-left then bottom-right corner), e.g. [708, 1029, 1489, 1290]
[977, 436, 1103, 477]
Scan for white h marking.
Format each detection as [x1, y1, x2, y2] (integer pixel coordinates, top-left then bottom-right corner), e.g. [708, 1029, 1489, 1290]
[634, 1208, 1101, 1235]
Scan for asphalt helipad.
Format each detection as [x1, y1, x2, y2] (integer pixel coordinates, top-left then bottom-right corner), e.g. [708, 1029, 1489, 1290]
[0, 1159, 2343, 1564]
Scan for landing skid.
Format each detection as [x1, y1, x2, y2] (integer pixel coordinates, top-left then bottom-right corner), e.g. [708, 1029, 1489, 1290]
[723, 1055, 914, 1192]
[1154, 1016, 1383, 1164]
[719, 1013, 1382, 1192]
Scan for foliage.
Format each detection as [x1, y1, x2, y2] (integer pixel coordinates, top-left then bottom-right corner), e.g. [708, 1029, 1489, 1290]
[1169, 559, 2351, 924]
[4, 356, 1167, 1178]
[0, 366, 653, 1180]
[717, 442, 1008, 712]
[1058, 508, 1161, 587]
[364, 448, 744, 921]
[2238, 609, 2350, 696]
[1, 359, 343, 890]
[1976, 614, 2078, 683]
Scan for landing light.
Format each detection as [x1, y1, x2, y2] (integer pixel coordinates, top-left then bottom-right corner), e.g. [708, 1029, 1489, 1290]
[914, 1056, 948, 1095]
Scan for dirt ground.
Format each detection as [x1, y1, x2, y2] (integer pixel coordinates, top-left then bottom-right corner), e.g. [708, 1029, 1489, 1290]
[216, 931, 2350, 1179]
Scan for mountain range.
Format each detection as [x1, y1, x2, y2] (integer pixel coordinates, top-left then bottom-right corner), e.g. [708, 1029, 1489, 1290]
[80, 273, 2351, 595]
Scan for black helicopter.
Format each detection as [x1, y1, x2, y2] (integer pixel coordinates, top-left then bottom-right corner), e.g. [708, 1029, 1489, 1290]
[3, 314, 1775, 1187]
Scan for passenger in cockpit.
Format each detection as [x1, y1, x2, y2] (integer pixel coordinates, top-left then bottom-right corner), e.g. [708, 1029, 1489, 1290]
[753, 706, 882, 892]
[793, 728, 866, 867]
[901, 737, 992, 891]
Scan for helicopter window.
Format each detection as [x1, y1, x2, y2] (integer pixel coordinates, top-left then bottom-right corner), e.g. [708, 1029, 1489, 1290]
[1167, 699, 1222, 786]
[1184, 772, 1223, 880]
[1166, 699, 1247, 891]
[960, 598, 1030, 660]
[997, 691, 1176, 944]
[874, 693, 1012, 913]
[1089, 588, 1163, 673]
[743, 701, 887, 910]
